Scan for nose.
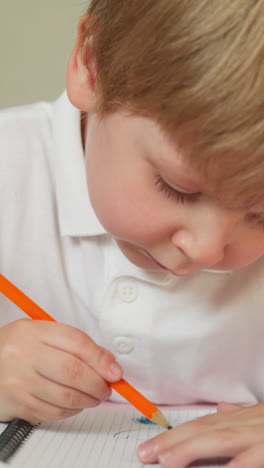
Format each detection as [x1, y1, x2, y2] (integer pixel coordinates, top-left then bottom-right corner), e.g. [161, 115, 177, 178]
[171, 208, 239, 268]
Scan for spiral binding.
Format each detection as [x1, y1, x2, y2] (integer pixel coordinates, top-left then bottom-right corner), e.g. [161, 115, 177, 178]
[0, 419, 35, 462]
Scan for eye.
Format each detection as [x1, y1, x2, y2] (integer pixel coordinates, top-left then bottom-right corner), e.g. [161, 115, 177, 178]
[245, 212, 264, 230]
[155, 174, 200, 203]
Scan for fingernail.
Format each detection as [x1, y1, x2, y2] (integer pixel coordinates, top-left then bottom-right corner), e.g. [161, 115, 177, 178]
[137, 443, 154, 463]
[110, 362, 121, 377]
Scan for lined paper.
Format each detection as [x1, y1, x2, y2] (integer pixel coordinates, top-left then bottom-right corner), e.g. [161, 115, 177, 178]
[0, 405, 228, 467]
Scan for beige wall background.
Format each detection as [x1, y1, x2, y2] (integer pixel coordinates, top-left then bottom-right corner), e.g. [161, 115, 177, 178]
[0, 1, 87, 109]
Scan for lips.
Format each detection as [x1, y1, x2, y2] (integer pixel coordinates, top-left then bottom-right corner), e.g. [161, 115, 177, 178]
[145, 251, 197, 276]
[145, 252, 169, 271]
[145, 250, 231, 276]
[150, 256, 168, 271]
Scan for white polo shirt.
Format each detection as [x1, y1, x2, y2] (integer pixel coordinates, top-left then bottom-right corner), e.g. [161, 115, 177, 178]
[1, 92, 264, 406]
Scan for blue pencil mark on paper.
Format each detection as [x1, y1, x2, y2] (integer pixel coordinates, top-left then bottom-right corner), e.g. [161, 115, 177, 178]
[132, 417, 157, 426]
[114, 429, 148, 440]
[114, 416, 158, 440]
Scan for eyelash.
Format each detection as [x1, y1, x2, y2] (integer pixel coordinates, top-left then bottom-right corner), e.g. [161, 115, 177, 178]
[245, 212, 264, 230]
[154, 174, 264, 231]
[155, 174, 200, 203]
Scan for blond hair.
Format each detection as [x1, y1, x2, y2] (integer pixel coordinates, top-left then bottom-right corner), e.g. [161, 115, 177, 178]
[83, 0, 264, 208]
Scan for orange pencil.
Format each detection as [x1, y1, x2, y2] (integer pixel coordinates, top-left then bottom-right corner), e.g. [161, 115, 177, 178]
[0, 274, 171, 429]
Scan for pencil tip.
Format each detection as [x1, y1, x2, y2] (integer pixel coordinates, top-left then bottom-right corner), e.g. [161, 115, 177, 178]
[152, 410, 172, 429]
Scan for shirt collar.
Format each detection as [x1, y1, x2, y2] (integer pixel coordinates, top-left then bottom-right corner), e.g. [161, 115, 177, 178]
[52, 91, 106, 237]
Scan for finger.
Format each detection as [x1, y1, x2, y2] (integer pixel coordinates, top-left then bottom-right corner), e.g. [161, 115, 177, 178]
[138, 422, 264, 465]
[138, 410, 223, 459]
[157, 426, 264, 468]
[217, 401, 243, 412]
[40, 322, 123, 382]
[14, 394, 83, 425]
[31, 372, 103, 410]
[227, 441, 264, 468]
[35, 344, 112, 401]
[139, 403, 261, 456]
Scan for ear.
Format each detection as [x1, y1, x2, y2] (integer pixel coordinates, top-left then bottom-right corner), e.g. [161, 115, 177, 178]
[66, 15, 98, 112]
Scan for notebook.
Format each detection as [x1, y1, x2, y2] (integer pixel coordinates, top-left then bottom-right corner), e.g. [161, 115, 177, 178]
[0, 404, 228, 467]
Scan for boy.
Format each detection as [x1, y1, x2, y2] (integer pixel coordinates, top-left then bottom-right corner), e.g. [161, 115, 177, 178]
[1, 0, 264, 466]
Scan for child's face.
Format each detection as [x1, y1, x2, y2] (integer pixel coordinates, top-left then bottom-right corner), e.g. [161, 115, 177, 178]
[84, 111, 264, 275]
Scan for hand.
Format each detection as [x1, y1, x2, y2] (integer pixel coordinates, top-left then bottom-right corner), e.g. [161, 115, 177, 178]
[137, 401, 264, 467]
[0, 319, 123, 424]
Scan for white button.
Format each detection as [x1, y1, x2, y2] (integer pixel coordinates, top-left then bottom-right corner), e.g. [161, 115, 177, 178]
[119, 281, 138, 303]
[112, 336, 134, 354]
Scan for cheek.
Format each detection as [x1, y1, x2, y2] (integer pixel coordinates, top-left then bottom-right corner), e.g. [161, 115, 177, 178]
[241, 240, 264, 265]
[87, 171, 168, 245]
[227, 232, 264, 268]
